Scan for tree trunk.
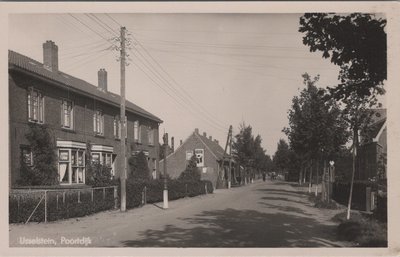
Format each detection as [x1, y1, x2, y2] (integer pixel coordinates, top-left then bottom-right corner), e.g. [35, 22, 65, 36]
[347, 127, 358, 220]
[315, 158, 319, 197]
[308, 160, 313, 193]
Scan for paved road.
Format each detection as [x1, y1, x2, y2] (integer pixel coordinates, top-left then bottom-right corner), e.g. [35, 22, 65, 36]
[10, 180, 349, 247]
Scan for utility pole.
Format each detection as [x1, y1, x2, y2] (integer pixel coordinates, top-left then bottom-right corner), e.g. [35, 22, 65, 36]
[120, 26, 127, 212]
[163, 133, 169, 209]
[228, 126, 233, 189]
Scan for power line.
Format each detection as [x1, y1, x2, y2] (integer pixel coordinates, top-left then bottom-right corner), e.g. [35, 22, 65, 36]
[128, 30, 228, 129]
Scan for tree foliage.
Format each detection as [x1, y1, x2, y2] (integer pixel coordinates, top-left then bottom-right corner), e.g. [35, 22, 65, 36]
[273, 139, 292, 174]
[284, 73, 349, 161]
[232, 123, 270, 172]
[129, 151, 151, 181]
[18, 124, 58, 186]
[178, 154, 201, 181]
[299, 13, 386, 100]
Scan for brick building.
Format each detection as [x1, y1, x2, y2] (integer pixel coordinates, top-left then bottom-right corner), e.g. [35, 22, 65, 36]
[9, 41, 162, 187]
[159, 128, 233, 189]
[357, 109, 387, 180]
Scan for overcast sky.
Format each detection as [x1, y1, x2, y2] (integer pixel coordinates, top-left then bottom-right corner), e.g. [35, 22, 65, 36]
[9, 13, 385, 155]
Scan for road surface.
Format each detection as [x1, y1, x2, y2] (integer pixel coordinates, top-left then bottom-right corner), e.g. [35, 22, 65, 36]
[10, 180, 349, 247]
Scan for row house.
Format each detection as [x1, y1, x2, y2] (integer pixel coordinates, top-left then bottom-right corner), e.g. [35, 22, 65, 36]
[9, 40, 162, 187]
[159, 128, 234, 189]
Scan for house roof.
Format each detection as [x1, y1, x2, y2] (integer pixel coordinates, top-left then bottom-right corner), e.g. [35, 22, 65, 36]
[8, 50, 162, 123]
[361, 108, 387, 143]
[195, 132, 225, 160]
[160, 129, 228, 163]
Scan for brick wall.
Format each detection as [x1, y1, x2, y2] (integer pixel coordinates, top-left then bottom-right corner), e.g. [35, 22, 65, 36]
[9, 70, 160, 186]
[159, 132, 220, 188]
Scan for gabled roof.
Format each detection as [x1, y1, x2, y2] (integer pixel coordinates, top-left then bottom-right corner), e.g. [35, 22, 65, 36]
[161, 129, 227, 162]
[8, 50, 162, 123]
[195, 132, 225, 160]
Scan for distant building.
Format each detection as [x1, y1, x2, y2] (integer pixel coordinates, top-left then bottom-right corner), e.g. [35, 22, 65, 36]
[159, 129, 234, 189]
[9, 40, 162, 187]
[357, 109, 387, 180]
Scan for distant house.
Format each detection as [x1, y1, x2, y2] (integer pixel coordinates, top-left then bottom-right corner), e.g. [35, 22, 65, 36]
[9, 40, 162, 187]
[357, 109, 387, 180]
[159, 129, 234, 189]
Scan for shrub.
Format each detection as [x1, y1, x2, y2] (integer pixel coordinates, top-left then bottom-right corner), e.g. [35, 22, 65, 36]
[129, 152, 151, 180]
[86, 163, 116, 187]
[17, 124, 58, 186]
[334, 211, 387, 247]
[178, 154, 201, 181]
[309, 194, 339, 209]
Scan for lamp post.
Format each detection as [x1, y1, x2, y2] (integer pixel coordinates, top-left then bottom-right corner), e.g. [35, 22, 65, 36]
[163, 133, 169, 209]
[328, 160, 335, 203]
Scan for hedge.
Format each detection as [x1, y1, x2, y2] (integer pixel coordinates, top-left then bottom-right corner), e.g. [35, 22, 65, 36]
[9, 187, 116, 223]
[10, 179, 214, 223]
[332, 181, 378, 211]
[124, 179, 214, 209]
[374, 194, 387, 223]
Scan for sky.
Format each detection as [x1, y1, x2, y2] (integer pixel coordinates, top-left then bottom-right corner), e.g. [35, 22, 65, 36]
[8, 13, 383, 155]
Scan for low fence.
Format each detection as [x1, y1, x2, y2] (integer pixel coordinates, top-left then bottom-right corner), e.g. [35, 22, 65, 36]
[9, 186, 118, 224]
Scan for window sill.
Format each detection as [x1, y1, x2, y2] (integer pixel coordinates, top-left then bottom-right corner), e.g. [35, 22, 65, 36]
[94, 134, 105, 138]
[61, 127, 76, 133]
[28, 120, 44, 125]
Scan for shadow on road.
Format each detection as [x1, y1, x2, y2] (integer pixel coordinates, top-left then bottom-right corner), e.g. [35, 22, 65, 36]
[120, 208, 341, 247]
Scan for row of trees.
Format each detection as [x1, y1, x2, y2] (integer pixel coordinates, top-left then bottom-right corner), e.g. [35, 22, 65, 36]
[232, 123, 273, 178]
[275, 13, 386, 218]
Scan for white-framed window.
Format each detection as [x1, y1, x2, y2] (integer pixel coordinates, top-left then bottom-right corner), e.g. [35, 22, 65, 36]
[91, 152, 115, 176]
[21, 146, 33, 166]
[148, 127, 154, 146]
[114, 115, 127, 139]
[59, 148, 85, 184]
[61, 99, 73, 129]
[186, 150, 194, 161]
[195, 149, 204, 167]
[27, 88, 44, 123]
[93, 109, 104, 135]
[134, 120, 140, 143]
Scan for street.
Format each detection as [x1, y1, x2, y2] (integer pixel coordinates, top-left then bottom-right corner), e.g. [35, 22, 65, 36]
[10, 180, 350, 247]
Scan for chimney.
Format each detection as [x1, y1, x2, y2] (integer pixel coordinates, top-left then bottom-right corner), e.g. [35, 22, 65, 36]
[209, 136, 212, 141]
[214, 139, 219, 145]
[203, 132, 207, 137]
[180, 140, 183, 145]
[43, 40, 58, 71]
[171, 137, 175, 152]
[98, 68, 108, 91]
[194, 128, 199, 134]
[165, 133, 169, 145]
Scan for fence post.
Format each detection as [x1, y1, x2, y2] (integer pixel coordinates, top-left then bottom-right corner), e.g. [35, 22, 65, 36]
[63, 192, 65, 203]
[114, 186, 118, 209]
[205, 183, 208, 194]
[103, 188, 106, 200]
[366, 186, 372, 212]
[78, 191, 81, 203]
[91, 189, 94, 202]
[56, 194, 59, 210]
[44, 191, 47, 223]
[144, 186, 147, 205]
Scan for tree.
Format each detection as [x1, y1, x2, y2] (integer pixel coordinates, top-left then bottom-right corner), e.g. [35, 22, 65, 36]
[284, 73, 349, 191]
[273, 139, 291, 174]
[128, 151, 150, 181]
[299, 13, 386, 100]
[18, 124, 58, 186]
[232, 123, 255, 168]
[299, 13, 387, 218]
[178, 154, 201, 181]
